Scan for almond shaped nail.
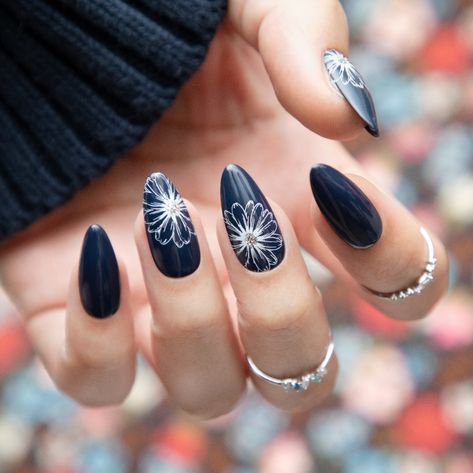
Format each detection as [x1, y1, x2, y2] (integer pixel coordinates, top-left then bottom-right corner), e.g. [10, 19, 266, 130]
[143, 172, 200, 278]
[79, 225, 120, 318]
[310, 164, 383, 249]
[220, 164, 285, 272]
[324, 49, 379, 137]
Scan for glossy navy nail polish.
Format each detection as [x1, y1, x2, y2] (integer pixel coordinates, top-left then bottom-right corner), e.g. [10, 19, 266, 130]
[310, 164, 382, 249]
[143, 173, 200, 278]
[324, 49, 379, 137]
[220, 164, 285, 272]
[79, 225, 120, 318]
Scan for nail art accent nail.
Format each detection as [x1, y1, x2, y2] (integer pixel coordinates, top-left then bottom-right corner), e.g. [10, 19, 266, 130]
[220, 164, 285, 272]
[79, 225, 120, 318]
[324, 49, 379, 137]
[310, 164, 383, 249]
[143, 173, 200, 278]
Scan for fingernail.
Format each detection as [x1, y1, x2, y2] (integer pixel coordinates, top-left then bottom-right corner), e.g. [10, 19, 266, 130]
[323, 49, 379, 137]
[79, 225, 120, 318]
[220, 164, 285, 272]
[143, 173, 200, 278]
[310, 164, 382, 249]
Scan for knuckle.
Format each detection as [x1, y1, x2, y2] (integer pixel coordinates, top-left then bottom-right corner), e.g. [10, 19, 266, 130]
[73, 391, 128, 408]
[65, 344, 103, 370]
[161, 374, 246, 420]
[65, 338, 135, 369]
[149, 277, 227, 337]
[54, 363, 134, 407]
[231, 0, 280, 47]
[177, 389, 243, 420]
[240, 288, 320, 332]
[152, 306, 224, 338]
[57, 380, 128, 407]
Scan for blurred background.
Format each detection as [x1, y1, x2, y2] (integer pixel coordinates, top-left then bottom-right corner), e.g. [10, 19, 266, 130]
[1, 0, 473, 471]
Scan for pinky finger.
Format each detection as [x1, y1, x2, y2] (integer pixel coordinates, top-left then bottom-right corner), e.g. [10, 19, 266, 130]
[306, 165, 448, 321]
[26, 225, 136, 406]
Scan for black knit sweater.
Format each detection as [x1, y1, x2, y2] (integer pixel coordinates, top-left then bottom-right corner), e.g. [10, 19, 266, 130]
[0, 0, 227, 240]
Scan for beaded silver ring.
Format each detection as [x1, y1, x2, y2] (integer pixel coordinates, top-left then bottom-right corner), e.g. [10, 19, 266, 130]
[364, 226, 437, 301]
[246, 342, 334, 392]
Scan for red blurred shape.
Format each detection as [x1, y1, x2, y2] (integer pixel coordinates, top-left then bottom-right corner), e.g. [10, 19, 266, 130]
[351, 296, 409, 339]
[0, 319, 31, 376]
[418, 25, 471, 74]
[394, 393, 457, 453]
[151, 423, 207, 466]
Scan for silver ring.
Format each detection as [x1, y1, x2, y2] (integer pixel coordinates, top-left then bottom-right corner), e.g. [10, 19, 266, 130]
[246, 342, 334, 392]
[364, 226, 437, 301]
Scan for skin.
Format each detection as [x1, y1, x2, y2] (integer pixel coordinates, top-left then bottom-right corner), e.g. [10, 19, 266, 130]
[0, 1, 448, 417]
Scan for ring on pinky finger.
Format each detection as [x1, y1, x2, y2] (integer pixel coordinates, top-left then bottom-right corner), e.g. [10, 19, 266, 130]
[362, 226, 437, 301]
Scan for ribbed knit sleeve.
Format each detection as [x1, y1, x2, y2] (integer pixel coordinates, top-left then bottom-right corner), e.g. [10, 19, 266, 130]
[0, 0, 227, 240]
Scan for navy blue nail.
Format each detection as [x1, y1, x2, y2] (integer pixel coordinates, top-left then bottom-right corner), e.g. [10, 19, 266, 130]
[143, 173, 200, 278]
[220, 164, 285, 272]
[310, 164, 383, 249]
[79, 225, 120, 318]
[324, 49, 379, 137]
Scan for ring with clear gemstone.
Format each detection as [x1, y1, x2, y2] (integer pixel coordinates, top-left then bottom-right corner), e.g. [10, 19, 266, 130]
[246, 342, 334, 392]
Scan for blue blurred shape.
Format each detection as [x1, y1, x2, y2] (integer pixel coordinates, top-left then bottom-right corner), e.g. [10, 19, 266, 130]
[343, 448, 399, 473]
[306, 409, 372, 459]
[225, 396, 289, 464]
[75, 439, 130, 473]
[2, 366, 76, 425]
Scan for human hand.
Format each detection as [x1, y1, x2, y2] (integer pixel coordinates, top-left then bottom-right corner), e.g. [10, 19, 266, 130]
[0, 0, 448, 417]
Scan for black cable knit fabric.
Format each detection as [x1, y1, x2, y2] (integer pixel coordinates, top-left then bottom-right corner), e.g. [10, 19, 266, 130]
[0, 0, 227, 240]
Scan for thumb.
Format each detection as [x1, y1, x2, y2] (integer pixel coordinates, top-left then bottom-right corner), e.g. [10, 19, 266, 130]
[228, 0, 379, 140]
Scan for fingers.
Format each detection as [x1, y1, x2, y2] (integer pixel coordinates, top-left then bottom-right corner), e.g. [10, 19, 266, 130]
[135, 173, 246, 419]
[305, 164, 449, 321]
[228, 0, 379, 139]
[218, 165, 337, 411]
[26, 225, 136, 406]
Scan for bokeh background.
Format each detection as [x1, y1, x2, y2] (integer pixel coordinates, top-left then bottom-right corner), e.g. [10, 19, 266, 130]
[1, 0, 473, 471]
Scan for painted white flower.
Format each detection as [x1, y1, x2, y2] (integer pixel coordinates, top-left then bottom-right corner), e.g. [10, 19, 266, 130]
[143, 174, 194, 248]
[324, 49, 365, 89]
[224, 201, 283, 271]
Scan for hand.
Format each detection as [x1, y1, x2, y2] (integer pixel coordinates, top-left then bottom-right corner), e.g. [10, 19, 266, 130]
[0, 0, 448, 417]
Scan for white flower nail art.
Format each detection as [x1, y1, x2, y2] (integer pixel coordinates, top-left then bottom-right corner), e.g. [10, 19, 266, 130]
[144, 173, 195, 248]
[224, 201, 283, 272]
[324, 49, 365, 89]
